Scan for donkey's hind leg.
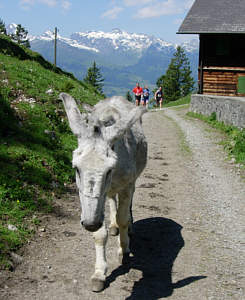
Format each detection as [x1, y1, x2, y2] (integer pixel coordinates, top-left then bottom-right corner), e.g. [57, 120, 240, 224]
[108, 196, 119, 236]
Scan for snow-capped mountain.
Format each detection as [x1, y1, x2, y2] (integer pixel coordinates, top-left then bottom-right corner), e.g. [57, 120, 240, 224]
[29, 30, 99, 53]
[70, 28, 175, 55]
[30, 27, 197, 58]
[8, 23, 198, 96]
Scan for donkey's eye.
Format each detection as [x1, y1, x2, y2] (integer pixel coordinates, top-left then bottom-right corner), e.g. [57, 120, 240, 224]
[111, 144, 115, 151]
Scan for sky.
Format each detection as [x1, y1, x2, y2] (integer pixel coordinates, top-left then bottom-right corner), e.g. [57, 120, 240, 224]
[0, 0, 196, 44]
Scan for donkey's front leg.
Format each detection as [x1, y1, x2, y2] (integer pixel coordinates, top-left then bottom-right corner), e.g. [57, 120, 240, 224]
[91, 221, 108, 292]
[117, 184, 135, 264]
[108, 196, 119, 236]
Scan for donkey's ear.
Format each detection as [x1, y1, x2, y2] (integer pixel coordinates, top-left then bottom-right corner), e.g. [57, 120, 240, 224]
[105, 106, 146, 144]
[59, 93, 86, 138]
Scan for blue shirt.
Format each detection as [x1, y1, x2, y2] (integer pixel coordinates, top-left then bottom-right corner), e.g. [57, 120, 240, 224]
[142, 88, 150, 100]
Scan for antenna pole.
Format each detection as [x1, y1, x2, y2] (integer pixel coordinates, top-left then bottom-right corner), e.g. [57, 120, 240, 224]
[54, 27, 57, 66]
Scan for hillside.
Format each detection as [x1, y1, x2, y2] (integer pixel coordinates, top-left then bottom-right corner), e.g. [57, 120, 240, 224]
[0, 35, 103, 268]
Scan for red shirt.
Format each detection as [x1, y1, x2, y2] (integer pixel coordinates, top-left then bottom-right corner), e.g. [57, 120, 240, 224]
[132, 86, 143, 96]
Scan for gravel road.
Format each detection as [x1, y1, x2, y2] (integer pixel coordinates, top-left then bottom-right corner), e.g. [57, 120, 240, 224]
[0, 106, 244, 300]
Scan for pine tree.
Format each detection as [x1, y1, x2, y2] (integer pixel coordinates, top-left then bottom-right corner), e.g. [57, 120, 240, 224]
[157, 46, 194, 102]
[84, 61, 104, 95]
[0, 19, 7, 35]
[11, 24, 30, 48]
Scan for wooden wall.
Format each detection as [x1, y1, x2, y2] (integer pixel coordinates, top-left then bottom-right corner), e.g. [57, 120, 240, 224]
[199, 34, 245, 96]
[200, 67, 245, 96]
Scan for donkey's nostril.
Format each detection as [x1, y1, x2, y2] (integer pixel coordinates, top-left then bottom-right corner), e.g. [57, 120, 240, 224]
[82, 221, 102, 232]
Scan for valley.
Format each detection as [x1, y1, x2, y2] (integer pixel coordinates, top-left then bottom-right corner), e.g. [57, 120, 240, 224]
[27, 27, 199, 97]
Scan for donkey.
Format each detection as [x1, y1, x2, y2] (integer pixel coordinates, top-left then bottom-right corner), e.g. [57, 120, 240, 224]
[59, 93, 147, 292]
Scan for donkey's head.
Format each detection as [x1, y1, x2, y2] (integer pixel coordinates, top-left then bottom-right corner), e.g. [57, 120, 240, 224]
[60, 93, 145, 232]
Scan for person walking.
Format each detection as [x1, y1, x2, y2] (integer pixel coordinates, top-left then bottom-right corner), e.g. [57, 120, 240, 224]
[154, 86, 163, 109]
[132, 82, 143, 106]
[141, 85, 150, 108]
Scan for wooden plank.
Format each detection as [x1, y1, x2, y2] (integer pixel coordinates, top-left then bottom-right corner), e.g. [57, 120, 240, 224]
[203, 92, 236, 96]
[203, 88, 236, 94]
[203, 66, 245, 71]
[203, 85, 236, 90]
[204, 80, 237, 84]
[203, 72, 235, 77]
[204, 75, 236, 79]
[203, 76, 236, 80]
[203, 85, 236, 89]
[204, 82, 237, 86]
[203, 90, 236, 95]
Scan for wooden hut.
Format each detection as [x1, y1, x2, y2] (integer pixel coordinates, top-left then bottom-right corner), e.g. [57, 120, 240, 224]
[178, 0, 245, 96]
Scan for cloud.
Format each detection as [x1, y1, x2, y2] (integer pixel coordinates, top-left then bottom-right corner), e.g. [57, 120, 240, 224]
[61, 0, 71, 11]
[19, 0, 35, 10]
[39, 0, 57, 7]
[123, 0, 154, 6]
[19, 0, 71, 10]
[133, 0, 190, 18]
[102, 6, 124, 19]
[102, 0, 194, 20]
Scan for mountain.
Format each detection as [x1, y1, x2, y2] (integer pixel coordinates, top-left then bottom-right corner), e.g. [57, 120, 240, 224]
[25, 26, 198, 97]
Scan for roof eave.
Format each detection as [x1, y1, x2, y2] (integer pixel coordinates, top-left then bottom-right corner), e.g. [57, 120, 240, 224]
[177, 31, 245, 34]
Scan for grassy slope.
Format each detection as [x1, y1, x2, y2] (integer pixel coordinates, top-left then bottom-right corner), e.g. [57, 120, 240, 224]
[0, 35, 102, 268]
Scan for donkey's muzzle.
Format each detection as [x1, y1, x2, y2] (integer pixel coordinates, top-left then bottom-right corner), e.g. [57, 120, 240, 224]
[81, 220, 103, 232]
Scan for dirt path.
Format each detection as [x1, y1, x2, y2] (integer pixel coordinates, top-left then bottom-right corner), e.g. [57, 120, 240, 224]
[1, 106, 244, 300]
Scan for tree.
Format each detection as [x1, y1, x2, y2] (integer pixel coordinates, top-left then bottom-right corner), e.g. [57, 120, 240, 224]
[157, 46, 194, 102]
[84, 61, 104, 95]
[126, 91, 133, 102]
[11, 24, 30, 48]
[0, 19, 7, 35]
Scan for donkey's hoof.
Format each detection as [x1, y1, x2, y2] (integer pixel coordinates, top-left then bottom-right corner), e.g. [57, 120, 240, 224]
[109, 226, 119, 236]
[91, 277, 105, 292]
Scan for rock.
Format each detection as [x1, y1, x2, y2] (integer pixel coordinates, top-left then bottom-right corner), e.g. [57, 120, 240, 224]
[46, 89, 53, 95]
[8, 224, 18, 231]
[10, 252, 24, 265]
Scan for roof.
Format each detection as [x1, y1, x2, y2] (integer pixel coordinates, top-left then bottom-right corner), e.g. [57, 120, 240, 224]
[178, 0, 245, 34]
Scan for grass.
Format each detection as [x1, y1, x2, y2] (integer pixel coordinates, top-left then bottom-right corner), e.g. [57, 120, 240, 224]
[187, 112, 245, 166]
[148, 94, 191, 110]
[163, 94, 191, 108]
[0, 35, 103, 268]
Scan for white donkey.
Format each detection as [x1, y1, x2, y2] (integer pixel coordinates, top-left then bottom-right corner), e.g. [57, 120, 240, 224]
[59, 93, 147, 292]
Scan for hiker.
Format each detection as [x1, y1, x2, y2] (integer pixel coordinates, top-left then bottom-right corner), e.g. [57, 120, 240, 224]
[132, 82, 143, 106]
[154, 86, 163, 109]
[141, 85, 150, 108]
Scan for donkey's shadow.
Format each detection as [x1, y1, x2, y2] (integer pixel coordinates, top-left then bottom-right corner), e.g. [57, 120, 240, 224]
[106, 217, 206, 299]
